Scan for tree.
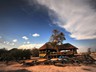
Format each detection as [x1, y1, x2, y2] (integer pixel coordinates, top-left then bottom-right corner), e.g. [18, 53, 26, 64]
[10, 48, 32, 60]
[0, 48, 32, 62]
[0, 48, 8, 61]
[0, 48, 7, 56]
[23, 49, 32, 59]
[31, 48, 39, 57]
[49, 29, 66, 45]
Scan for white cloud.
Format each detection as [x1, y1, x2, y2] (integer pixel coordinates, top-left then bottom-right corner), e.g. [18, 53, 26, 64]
[13, 39, 17, 42]
[18, 43, 44, 49]
[32, 33, 40, 37]
[10, 43, 15, 46]
[4, 41, 6, 44]
[3, 41, 15, 46]
[37, 0, 96, 40]
[24, 42, 26, 44]
[27, 41, 30, 44]
[23, 41, 30, 44]
[6, 41, 10, 44]
[22, 36, 29, 40]
[3, 41, 7, 44]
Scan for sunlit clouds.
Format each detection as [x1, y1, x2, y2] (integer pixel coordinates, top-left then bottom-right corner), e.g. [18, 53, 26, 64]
[18, 43, 44, 49]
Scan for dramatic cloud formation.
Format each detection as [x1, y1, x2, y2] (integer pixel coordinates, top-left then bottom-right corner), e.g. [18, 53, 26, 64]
[18, 43, 44, 49]
[32, 33, 40, 37]
[13, 39, 17, 42]
[22, 36, 29, 40]
[37, 0, 96, 40]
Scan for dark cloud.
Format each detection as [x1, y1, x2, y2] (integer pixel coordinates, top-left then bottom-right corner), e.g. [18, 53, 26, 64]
[0, 0, 36, 12]
[0, 0, 29, 6]
[0, 0, 50, 19]
[88, 0, 96, 11]
[0, 0, 51, 35]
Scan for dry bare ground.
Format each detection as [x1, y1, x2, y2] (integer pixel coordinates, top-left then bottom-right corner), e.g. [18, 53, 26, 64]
[0, 61, 96, 72]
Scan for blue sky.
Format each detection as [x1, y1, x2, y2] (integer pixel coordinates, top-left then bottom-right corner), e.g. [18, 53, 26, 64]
[0, 0, 96, 52]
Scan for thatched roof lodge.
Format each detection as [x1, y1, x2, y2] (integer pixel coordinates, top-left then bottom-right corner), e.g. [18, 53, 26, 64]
[39, 42, 78, 58]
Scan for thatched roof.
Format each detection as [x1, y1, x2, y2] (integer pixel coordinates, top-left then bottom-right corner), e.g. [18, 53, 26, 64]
[39, 42, 78, 51]
[39, 42, 56, 51]
[57, 43, 78, 50]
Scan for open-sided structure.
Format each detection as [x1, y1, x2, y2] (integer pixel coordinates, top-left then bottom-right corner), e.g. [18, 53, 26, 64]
[39, 42, 78, 58]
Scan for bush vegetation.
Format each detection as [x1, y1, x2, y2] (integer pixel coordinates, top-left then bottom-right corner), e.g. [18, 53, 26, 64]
[0, 48, 39, 62]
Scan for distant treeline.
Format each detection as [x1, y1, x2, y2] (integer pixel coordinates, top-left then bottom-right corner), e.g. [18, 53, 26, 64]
[0, 48, 39, 61]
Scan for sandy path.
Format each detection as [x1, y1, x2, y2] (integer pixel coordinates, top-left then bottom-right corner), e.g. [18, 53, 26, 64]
[26, 65, 96, 72]
[0, 63, 96, 72]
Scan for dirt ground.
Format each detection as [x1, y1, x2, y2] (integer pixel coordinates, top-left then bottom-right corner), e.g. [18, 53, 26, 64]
[0, 62, 96, 72]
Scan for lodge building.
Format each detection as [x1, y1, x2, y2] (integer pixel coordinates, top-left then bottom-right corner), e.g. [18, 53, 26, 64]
[39, 42, 78, 58]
